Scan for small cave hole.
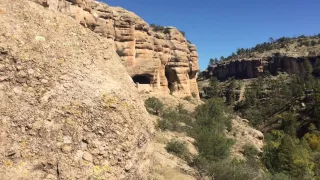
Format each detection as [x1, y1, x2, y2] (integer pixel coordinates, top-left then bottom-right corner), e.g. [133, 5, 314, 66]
[132, 75, 151, 84]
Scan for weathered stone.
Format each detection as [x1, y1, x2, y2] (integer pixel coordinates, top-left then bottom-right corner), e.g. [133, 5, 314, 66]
[0, 76, 9, 81]
[30, 0, 200, 98]
[61, 145, 73, 153]
[82, 151, 93, 162]
[35, 35, 46, 42]
[45, 174, 57, 180]
[63, 136, 72, 144]
[124, 162, 132, 172]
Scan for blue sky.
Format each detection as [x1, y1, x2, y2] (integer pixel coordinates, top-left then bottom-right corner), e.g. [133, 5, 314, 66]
[104, 0, 320, 70]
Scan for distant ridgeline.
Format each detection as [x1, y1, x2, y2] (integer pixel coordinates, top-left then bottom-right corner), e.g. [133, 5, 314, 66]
[202, 34, 320, 80]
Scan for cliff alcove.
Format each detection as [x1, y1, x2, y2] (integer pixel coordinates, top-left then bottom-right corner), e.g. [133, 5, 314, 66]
[132, 74, 152, 84]
[165, 67, 179, 93]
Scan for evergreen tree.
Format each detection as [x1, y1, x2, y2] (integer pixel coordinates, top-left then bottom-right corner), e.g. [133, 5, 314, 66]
[314, 83, 320, 126]
[209, 58, 215, 65]
[304, 58, 313, 78]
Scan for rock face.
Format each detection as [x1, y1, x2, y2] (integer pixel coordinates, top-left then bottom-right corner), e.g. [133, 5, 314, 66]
[31, 0, 200, 98]
[206, 56, 320, 80]
[227, 116, 264, 159]
[0, 0, 153, 179]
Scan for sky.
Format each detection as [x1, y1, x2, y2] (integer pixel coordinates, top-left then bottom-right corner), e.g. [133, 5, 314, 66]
[104, 0, 320, 70]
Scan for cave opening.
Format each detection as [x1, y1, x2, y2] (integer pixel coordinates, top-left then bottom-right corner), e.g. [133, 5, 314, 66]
[165, 67, 178, 92]
[132, 74, 151, 84]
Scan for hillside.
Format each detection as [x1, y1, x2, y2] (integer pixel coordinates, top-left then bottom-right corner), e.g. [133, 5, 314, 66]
[198, 33, 320, 179]
[0, 0, 153, 179]
[203, 35, 320, 80]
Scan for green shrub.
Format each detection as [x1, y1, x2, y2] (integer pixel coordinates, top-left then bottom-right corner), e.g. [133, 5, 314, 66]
[156, 107, 192, 132]
[263, 134, 314, 179]
[166, 140, 191, 161]
[163, 28, 170, 34]
[150, 24, 166, 32]
[145, 97, 164, 115]
[196, 131, 234, 161]
[267, 173, 291, 180]
[209, 160, 263, 180]
[157, 118, 173, 131]
[161, 108, 183, 131]
[193, 98, 234, 161]
[243, 144, 259, 159]
[304, 133, 320, 151]
[183, 96, 192, 102]
[192, 158, 264, 180]
[180, 31, 186, 37]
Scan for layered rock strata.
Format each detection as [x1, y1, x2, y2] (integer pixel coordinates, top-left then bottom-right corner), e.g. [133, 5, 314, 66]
[31, 0, 200, 98]
[206, 56, 320, 80]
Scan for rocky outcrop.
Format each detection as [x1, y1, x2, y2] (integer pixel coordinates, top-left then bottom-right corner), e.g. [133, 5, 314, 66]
[206, 55, 320, 80]
[227, 116, 264, 159]
[0, 0, 153, 179]
[31, 0, 200, 98]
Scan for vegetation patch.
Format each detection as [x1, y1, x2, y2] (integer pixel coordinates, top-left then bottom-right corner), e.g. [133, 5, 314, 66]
[145, 97, 164, 115]
[166, 140, 191, 162]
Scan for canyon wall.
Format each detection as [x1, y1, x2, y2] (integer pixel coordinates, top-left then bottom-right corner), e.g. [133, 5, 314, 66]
[206, 56, 320, 80]
[31, 0, 200, 98]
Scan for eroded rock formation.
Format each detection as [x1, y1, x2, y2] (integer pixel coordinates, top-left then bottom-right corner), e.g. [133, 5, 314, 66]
[206, 55, 320, 80]
[0, 0, 153, 179]
[31, 0, 200, 98]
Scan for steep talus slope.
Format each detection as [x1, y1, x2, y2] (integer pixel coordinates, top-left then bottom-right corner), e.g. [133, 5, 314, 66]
[31, 0, 200, 98]
[0, 0, 153, 179]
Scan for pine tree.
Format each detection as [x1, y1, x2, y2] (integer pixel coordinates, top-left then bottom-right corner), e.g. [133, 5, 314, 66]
[304, 58, 313, 78]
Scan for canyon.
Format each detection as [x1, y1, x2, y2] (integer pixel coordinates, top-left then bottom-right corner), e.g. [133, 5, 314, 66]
[31, 0, 200, 98]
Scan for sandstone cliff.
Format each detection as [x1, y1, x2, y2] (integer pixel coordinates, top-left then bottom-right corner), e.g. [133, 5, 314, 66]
[206, 55, 320, 80]
[205, 35, 320, 80]
[31, 0, 200, 98]
[0, 0, 153, 179]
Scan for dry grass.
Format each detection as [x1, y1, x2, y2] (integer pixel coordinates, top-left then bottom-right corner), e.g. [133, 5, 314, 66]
[152, 163, 195, 180]
[154, 131, 168, 144]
